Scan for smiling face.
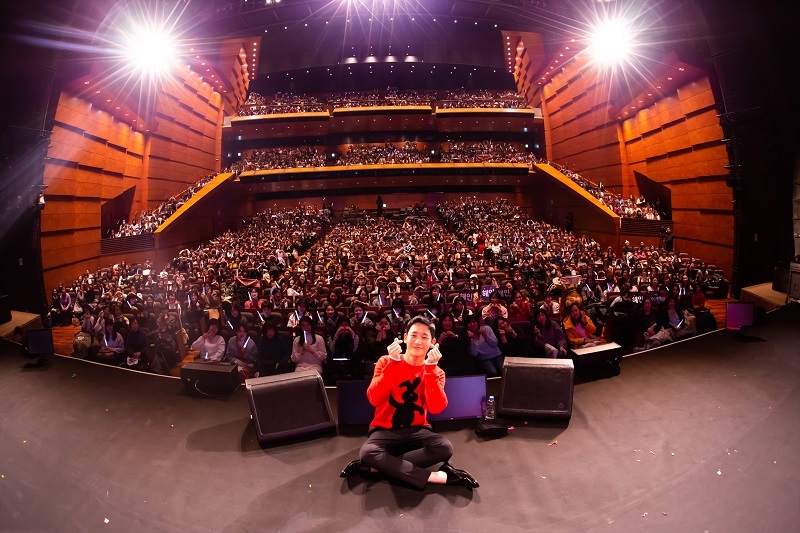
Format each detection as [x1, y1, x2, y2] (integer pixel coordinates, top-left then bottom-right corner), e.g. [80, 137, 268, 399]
[441, 315, 454, 331]
[404, 322, 433, 359]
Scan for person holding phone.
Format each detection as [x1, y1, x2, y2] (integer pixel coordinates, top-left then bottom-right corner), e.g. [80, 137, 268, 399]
[191, 318, 226, 362]
[290, 315, 327, 374]
[563, 303, 602, 348]
[340, 316, 479, 490]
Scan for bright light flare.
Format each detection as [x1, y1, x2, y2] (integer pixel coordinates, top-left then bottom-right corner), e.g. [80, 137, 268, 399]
[588, 18, 634, 67]
[123, 25, 178, 76]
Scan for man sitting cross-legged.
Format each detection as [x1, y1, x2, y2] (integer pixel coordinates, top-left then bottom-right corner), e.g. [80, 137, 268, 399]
[340, 316, 479, 490]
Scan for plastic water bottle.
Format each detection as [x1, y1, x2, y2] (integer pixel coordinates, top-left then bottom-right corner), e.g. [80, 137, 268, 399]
[485, 396, 496, 420]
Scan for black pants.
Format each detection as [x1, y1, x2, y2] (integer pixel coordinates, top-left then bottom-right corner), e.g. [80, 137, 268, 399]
[360, 427, 453, 490]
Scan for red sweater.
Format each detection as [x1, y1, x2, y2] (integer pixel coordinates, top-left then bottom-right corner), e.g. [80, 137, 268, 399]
[367, 356, 447, 431]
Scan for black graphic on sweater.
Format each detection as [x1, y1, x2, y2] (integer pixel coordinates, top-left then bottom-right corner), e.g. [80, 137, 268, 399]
[389, 377, 423, 428]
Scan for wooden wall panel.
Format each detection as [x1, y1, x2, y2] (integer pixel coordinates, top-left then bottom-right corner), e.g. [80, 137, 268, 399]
[617, 76, 732, 275]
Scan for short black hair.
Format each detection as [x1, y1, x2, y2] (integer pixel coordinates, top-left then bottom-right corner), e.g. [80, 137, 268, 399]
[405, 315, 436, 338]
[207, 318, 220, 328]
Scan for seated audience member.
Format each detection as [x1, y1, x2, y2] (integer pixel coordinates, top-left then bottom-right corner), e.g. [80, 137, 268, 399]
[291, 315, 327, 374]
[350, 301, 374, 327]
[59, 288, 72, 326]
[359, 313, 396, 368]
[465, 315, 504, 377]
[286, 298, 310, 328]
[256, 300, 278, 327]
[563, 303, 602, 348]
[690, 285, 706, 313]
[255, 323, 292, 376]
[388, 297, 412, 327]
[533, 307, 568, 358]
[422, 299, 445, 325]
[493, 316, 525, 358]
[327, 290, 344, 309]
[580, 277, 602, 305]
[270, 288, 289, 309]
[540, 292, 560, 321]
[137, 307, 158, 332]
[436, 312, 476, 377]
[153, 313, 180, 368]
[329, 319, 360, 359]
[660, 295, 694, 341]
[95, 321, 125, 364]
[508, 290, 532, 319]
[480, 291, 509, 323]
[399, 284, 419, 306]
[371, 285, 392, 307]
[320, 303, 344, 338]
[227, 303, 247, 329]
[244, 288, 262, 310]
[651, 286, 669, 307]
[113, 305, 130, 337]
[191, 318, 226, 362]
[632, 298, 668, 351]
[79, 309, 95, 334]
[121, 318, 149, 370]
[427, 285, 446, 307]
[225, 323, 259, 382]
[450, 295, 473, 322]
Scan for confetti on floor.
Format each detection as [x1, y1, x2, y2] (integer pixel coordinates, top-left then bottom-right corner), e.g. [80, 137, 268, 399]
[548, 440, 558, 446]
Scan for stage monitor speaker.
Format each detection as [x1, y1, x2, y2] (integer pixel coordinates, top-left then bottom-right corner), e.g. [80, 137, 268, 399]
[498, 357, 574, 420]
[245, 370, 335, 445]
[773, 263, 789, 293]
[0, 292, 11, 324]
[180, 362, 239, 397]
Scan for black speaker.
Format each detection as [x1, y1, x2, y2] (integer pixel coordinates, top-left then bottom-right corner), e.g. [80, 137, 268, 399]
[180, 362, 239, 397]
[498, 357, 574, 420]
[0, 293, 11, 324]
[245, 370, 335, 445]
[773, 263, 790, 293]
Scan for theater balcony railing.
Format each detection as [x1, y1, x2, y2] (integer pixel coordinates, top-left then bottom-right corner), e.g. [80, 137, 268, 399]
[100, 234, 155, 255]
[620, 218, 673, 237]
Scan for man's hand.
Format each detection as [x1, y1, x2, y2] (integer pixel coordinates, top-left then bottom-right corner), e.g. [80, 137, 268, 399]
[386, 339, 402, 361]
[425, 343, 442, 365]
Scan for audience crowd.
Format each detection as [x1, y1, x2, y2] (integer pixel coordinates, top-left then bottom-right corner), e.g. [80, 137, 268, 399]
[438, 90, 528, 109]
[57, 198, 724, 383]
[234, 89, 531, 114]
[236, 92, 327, 116]
[108, 141, 660, 242]
[234, 147, 326, 171]
[111, 171, 224, 238]
[551, 162, 663, 220]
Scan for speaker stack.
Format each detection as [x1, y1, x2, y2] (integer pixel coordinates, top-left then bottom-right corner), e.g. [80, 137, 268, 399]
[498, 357, 574, 420]
[245, 370, 335, 445]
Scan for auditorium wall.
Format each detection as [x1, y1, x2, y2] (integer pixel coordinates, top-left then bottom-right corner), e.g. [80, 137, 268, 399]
[527, 51, 733, 278]
[41, 66, 224, 291]
[620, 77, 732, 276]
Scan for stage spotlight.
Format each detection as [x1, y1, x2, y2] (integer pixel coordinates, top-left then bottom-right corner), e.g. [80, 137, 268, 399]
[123, 24, 178, 76]
[587, 17, 633, 67]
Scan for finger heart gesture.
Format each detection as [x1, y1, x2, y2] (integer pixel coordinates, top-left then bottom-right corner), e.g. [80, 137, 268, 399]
[426, 343, 442, 365]
[387, 340, 402, 361]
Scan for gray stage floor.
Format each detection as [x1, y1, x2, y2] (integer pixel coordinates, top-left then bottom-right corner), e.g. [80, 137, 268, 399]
[1, 306, 799, 532]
